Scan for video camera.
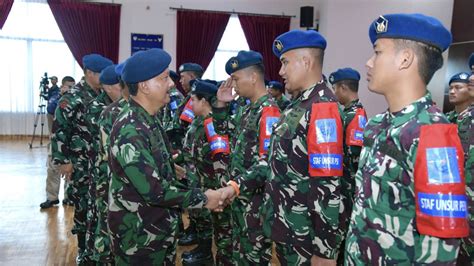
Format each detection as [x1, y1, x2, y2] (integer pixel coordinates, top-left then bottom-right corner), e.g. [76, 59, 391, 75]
[39, 72, 49, 100]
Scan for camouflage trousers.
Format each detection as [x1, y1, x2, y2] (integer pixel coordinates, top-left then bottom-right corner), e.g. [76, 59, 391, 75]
[189, 208, 213, 240]
[211, 207, 233, 265]
[232, 198, 272, 265]
[84, 171, 98, 262]
[459, 240, 474, 265]
[275, 242, 312, 265]
[70, 158, 90, 235]
[93, 160, 113, 263]
[114, 242, 177, 266]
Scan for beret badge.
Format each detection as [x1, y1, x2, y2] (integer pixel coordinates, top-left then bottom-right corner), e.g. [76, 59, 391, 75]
[375, 15, 388, 34]
[274, 40, 284, 52]
[231, 59, 239, 69]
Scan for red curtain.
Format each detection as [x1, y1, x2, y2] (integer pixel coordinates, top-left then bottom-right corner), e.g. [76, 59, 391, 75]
[0, 0, 14, 29]
[48, 0, 121, 67]
[238, 15, 290, 81]
[176, 10, 230, 72]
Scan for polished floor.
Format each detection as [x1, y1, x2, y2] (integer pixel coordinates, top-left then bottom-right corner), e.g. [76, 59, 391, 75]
[0, 139, 279, 265]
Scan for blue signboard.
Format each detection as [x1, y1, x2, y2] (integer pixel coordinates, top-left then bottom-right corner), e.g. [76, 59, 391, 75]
[131, 33, 163, 55]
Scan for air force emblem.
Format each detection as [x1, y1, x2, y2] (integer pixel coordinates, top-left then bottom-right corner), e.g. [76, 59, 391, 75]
[375, 15, 388, 34]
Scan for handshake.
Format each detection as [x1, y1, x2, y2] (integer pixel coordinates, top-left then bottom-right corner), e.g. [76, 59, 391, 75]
[203, 185, 238, 211]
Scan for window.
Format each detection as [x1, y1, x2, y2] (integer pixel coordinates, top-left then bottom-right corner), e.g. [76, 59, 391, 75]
[202, 15, 249, 81]
[0, 0, 82, 134]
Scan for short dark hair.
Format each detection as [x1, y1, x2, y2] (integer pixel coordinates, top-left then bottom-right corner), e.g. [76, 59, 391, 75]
[61, 76, 75, 85]
[192, 92, 214, 104]
[393, 39, 443, 85]
[339, 80, 359, 92]
[190, 71, 203, 79]
[247, 63, 265, 80]
[127, 83, 139, 96]
[308, 48, 324, 65]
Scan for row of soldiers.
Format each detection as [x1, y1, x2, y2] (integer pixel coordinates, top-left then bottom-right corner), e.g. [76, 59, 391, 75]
[49, 11, 473, 266]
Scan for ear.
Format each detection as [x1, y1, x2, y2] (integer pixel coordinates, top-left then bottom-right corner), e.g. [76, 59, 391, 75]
[138, 81, 150, 95]
[398, 47, 415, 70]
[302, 54, 311, 70]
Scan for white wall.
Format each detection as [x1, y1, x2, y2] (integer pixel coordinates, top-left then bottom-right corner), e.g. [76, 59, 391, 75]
[96, 0, 454, 117]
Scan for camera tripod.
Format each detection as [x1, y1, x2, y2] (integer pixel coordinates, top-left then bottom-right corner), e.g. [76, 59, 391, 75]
[29, 96, 47, 149]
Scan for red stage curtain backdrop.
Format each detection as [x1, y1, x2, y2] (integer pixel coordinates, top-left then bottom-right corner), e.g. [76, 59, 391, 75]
[238, 15, 290, 81]
[0, 0, 14, 29]
[48, 0, 121, 66]
[176, 10, 230, 74]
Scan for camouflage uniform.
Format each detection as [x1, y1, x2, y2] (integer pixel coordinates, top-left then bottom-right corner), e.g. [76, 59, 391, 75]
[161, 87, 184, 135]
[186, 114, 233, 265]
[170, 94, 192, 152]
[263, 83, 343, 264]
[276, 94, 291, 111]
[108, 98, 207, 264]
[446, 110, 458, 123]
[51, 79, 98, 257]
[345, 93, 463, 264]
[93, 97, 127, 263]
[213, 94, 277, 265]
[455, 104, 474, 262]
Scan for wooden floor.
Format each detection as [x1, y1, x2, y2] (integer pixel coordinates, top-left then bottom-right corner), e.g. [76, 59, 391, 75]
[0, 139, 279, 265]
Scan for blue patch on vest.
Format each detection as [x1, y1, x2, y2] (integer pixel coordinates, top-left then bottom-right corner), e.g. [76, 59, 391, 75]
[418, 192, 467, 218]
[358, 115, 367, 129]
[354, 130, 363, 141]
[263, 138, 270, 151]
[309, 154, 342, 169]
[183, 109, 194, 119]
[316, 119, 337, 144]
[170, 100, 178, 110]
[265, 117, 279, 135]
[210, 139, 227, 151]
[426, 147, 460, 184]
[206, 123, 216, 137]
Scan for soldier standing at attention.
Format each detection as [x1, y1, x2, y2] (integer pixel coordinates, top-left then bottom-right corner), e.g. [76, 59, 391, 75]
[267, 80, 291, 111]
[446, 72, 472, 123]
[261, 29, 344, 265]
[215, 50, 281, 265]
[457, 54, 474, 265]
[51, 53, 113, 263]
[345, 14, 469, 264]
[107, 48, 222, 265]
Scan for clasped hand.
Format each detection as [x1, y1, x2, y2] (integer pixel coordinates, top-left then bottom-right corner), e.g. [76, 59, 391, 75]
[204, 185, 237, 212]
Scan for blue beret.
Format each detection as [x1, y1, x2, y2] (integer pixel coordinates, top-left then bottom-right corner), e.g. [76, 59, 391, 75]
[369, 13, 452, 52]
[268, 81, 284, 91]
[178, 63, 203, 74]
[273, 30, 327, 58]
[469, 53, 474, 69]
[99, 65, 120, 85]
[82, 54, 113, 73]
[114, 61, 127, 76]
[169, 70, 180, 82]
[449, 72, 471, 85]
[191, 79, 218, 98]
[122, 49, 171, 84]
[225, 50, 263, 75]
[329, 68, 361, 85]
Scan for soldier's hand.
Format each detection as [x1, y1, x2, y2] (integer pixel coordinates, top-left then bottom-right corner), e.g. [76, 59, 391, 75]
[204, 189, 222, 211]
[174, 164, 186, 180]
[216, 78, 236, 107]
[310, 255, 336, 266]
[217, 186, 236, 208]
[59, 163, 73, 180]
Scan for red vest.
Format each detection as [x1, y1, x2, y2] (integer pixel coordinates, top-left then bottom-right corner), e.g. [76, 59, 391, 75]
[179, 98, 194, 123]
[259, 106, 281, 156]
[346, 107, 367, 147]
[204, 118, 230, 157]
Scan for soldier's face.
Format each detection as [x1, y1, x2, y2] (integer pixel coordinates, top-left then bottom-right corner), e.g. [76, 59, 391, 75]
[366, 38, 399, 94]
[279, 50, 305, 94]
[86, 70, 101, 89]
[145, 69, 173, 109]
[180, 72, 194, 92]
[449, 82, 471, 105]
[190, 95, 206, 116]
[231, 70, 252, 98]
[60, 81, 74, 94]
[104, 83, 122, 102]
[268, 88, 281, 98]
[333, 83, 345, 104]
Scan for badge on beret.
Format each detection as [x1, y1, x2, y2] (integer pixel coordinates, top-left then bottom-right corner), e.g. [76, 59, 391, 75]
[231, 59, 239, 70]
[375, 15, 388, 34]
[274, 40, 284, 52]
[459, 73, 469, 80]
[179, 65, 184, 72]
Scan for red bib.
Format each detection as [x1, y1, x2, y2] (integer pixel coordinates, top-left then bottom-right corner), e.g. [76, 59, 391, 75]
[346, 107, 367, 147]
[204, 118, 230, 157]
[179, 98, 194, 123]
[307, 102, 343, 177]
[259, 106, 280, 156]
[415, 124, 468, 238]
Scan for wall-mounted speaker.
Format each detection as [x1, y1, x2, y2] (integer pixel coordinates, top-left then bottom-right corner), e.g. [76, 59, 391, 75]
[300, 6, 314, 28]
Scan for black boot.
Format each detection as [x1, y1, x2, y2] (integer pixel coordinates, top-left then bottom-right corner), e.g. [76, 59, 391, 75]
[178, 222, 198, 246]
[182, 238, 213, 265]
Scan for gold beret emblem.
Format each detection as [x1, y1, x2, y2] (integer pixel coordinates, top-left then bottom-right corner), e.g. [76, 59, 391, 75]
[375, 15, 388, 34]
[231, 59, 239, 69]
[274, 40, 284, 52]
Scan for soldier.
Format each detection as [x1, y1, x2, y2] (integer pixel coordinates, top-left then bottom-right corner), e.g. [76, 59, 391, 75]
[51, 54, 113, 263]
[328, 67, 367, 263]
[180, 80, 233, 265]
[446, 72, 472, 122]
[107, 48, 222, 264]
[345, 14, 468, 264]
[267, 80, 291, 111]
[214, 50, 280, 265]
[161, 70, 184, 150]
[457, 54, 474, 265]
[259, 29, 344, 265]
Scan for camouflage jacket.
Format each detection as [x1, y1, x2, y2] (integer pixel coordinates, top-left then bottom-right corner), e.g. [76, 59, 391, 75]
[345, 93, 463, 264]
[85, 91, 112, 166]
[107, 98, 207, 256]
[51, 79, 99, 165]
[97, 98, 128, 164]
[276, 94, 291, 111]
[342, 99, 365, 176]
[183, 114, 229, 189]
[161, 87, 184, 131]
[213, 93, 278, 199]
[446, 109, 458, 123]
[263, 83, 343, 259]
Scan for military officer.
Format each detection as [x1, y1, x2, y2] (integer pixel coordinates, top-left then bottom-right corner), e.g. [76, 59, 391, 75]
[267, 80, 291, 111]
[345, 13, 468, 264]
[51, 53, 113, 263]
[446, 72, 472, 122]
[107, 48, 221, 265]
